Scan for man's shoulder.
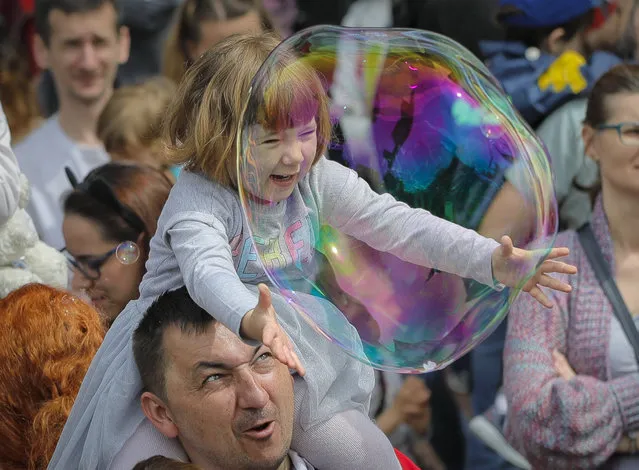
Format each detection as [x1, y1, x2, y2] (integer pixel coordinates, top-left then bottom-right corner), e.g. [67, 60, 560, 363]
[14, 116, 63, 156]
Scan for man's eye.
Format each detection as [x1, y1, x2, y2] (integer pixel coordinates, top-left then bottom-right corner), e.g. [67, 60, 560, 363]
[254, 352, 275, 366]
[64, 40, 82, 49]
[204, 374, 222, 384]
[257, 352, 272, 361]
[262, 138, 279, 145]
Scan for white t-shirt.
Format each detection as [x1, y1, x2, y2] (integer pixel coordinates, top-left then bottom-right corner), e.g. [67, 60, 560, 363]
[14, 115, 109, 249]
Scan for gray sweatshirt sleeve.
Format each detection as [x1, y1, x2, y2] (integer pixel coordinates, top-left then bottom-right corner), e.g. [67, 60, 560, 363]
[165, 211, 259, 339]
[0, 103, 21, 226]
[315, 158, 501, 287]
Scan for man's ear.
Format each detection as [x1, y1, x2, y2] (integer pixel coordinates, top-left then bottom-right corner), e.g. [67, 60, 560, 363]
[582, 124, 599, 162]
[33, 35, 50, 70]
[545, 27, 567, 55]
[117, 25, 131, 65]
[140, 391, 179, 439]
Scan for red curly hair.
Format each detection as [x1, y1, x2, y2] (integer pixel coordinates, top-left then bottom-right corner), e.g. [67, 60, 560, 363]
[0, 284, 104, 470]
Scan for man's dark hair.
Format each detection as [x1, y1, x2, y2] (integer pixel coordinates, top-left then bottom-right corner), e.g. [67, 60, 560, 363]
[133, 286, 215, 400]
[35, 0, 123, 45]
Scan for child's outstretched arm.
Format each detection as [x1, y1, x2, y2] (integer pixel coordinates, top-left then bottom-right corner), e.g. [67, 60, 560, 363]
[241, 283, 306, 375]
[492, 235, 576, 308]
[315, 158, 577, 302]
[168, 216, 304, 375]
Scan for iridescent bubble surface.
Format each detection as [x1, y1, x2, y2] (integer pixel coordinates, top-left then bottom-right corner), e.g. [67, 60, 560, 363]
[237, 26, 558, 372]
[115, 241, 140, 265]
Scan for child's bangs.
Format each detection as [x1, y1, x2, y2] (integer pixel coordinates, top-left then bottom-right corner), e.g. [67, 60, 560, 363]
[256, 62, 325, 131]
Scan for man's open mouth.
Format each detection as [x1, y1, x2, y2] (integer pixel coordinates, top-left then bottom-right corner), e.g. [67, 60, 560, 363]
[242, 420, 275, 439]
[250, 422, 271, 431]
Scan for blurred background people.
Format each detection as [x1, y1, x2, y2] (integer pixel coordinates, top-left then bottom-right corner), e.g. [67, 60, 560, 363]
[97, 76, 180, 180]
[162, 0, 273, 85]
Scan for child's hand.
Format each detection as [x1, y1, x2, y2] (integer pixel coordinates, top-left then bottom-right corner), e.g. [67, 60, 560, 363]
[492, 235, 577, 308]
[240, 284, 306, 376]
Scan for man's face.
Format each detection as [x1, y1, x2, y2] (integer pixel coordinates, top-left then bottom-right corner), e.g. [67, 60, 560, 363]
[143, 322, 295, 470]
[36, 3, 129, 106]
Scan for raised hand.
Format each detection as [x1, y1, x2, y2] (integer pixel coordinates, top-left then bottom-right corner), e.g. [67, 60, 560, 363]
[492, 235, 577, 308]
[240, 284, 306, 376]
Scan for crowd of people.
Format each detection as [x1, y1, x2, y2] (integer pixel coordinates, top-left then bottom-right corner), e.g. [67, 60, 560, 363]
[1, 0, 639, 469]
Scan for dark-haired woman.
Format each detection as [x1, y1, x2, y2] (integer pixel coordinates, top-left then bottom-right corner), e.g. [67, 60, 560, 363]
[62, 163, 172, 326]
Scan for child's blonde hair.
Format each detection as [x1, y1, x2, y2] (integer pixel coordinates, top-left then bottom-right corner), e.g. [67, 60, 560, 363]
[97, 77, 177, 168]
[163, 31, 332, 187]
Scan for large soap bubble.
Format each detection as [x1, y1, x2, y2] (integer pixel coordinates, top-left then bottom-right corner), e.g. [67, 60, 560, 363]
[237, 26, 557, 372]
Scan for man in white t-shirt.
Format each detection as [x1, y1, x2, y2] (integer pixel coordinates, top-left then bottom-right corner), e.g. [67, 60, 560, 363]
[121, 286, 315, 470]
[15, 0, 130, 249]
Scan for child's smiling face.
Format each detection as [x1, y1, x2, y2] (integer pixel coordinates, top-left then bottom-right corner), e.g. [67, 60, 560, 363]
[241, 118, 318, 203]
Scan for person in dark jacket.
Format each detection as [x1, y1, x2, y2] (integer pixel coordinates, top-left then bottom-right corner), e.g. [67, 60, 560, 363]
[480, 0, 621, 128]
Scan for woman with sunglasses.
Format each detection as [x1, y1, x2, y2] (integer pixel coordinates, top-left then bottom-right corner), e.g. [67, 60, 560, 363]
[62, 163, 173, 327]
[501, 63, 639, 468]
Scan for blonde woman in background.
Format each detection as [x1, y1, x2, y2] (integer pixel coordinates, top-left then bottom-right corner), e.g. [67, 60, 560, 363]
[162, 0, 274, 84]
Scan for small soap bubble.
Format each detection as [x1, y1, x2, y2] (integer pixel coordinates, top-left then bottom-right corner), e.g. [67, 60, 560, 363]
[115, 241, 140, 264]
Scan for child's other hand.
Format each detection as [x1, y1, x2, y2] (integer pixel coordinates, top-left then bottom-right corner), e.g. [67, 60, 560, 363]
[241, 284, 306, 376]
[492, 235, 577, 308]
